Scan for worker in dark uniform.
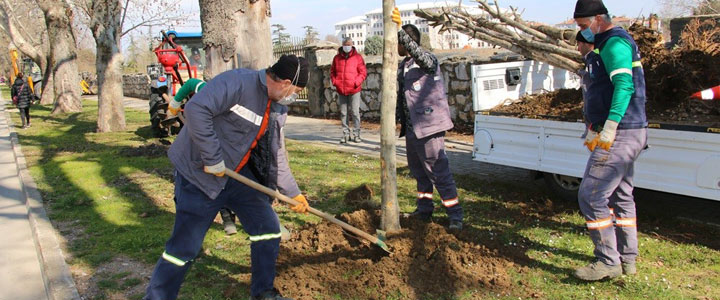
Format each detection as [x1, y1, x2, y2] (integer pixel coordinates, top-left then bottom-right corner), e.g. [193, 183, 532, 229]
[392, 8, 463, 230]
[168, 78, 239, 235]
[573, 0, 648, 281]
[144, 55, 310, 300]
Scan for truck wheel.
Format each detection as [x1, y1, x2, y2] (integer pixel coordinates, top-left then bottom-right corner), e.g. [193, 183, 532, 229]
[543, 172, 581, 202]
[149, 92, 168, 137]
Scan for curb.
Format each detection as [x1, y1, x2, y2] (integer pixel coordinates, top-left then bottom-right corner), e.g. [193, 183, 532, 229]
[5, 107, 81, 300]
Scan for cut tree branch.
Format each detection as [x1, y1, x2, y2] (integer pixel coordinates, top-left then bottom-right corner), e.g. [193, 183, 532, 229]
[415, 0, 584, 73]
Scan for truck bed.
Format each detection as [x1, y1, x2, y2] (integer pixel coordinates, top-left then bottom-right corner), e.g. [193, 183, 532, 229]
[473, 115, 720, 201]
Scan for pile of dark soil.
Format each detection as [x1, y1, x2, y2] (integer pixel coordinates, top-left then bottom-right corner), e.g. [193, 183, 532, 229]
[491, 20, 720, 128]
[343, 184, 377, 210]
[275, 210, 513, 299]
[120, 142, 169, 158]
[492, 89, 584, 120]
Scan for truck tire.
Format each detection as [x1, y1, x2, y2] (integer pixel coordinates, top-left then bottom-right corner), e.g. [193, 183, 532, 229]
[543, 172, 581, 202]
[149, 92, 168, 137]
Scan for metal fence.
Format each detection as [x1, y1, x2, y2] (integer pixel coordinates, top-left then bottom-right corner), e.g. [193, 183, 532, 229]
[273, 37, 309, 99]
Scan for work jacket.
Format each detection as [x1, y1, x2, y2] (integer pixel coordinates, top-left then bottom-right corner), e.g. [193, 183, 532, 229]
[331, 47, 367, 96]
[168, 69, 300, 200]
[585, 27, 647, 129]
[397, 57, 453, 139]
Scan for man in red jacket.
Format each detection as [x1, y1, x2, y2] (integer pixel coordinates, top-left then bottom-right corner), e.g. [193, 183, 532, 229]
[331, 37, 367, 143]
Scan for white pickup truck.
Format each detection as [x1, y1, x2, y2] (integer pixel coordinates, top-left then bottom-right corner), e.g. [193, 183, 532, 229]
[470, 60, 720, 202]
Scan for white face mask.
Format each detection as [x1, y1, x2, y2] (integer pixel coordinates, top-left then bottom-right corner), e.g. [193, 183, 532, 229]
[343, 46, 352, 53]
[277, 93, 299, 106]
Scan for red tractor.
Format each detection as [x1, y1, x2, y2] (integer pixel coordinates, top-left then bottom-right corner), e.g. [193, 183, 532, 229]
[147, 30, 203, 137]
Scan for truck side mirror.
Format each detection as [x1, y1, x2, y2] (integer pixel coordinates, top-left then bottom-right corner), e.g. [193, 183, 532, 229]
[505, 67, 521, 86]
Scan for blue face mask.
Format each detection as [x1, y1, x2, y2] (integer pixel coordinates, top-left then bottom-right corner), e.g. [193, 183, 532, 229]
[581, 27, 595, 43]
[580, 18, 596, 43]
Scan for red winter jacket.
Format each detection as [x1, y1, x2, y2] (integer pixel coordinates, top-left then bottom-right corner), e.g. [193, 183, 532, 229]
[330, 47, 367, 96]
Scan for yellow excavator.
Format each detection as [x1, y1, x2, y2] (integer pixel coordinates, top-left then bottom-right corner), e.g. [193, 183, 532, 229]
[9, 49, 37, 94]
[9, 49, 96, 96]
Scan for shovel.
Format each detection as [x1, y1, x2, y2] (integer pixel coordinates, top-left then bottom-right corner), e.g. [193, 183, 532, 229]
[223, 167, 391, 253]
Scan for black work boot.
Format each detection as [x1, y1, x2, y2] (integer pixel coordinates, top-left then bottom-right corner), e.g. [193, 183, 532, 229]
[408, 209, 432, 222]
[250, 288, 293, 300]
[448, 219, 463, 231]
[574, 261, 622, 281]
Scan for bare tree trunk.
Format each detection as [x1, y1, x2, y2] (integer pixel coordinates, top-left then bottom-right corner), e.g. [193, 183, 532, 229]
[380, 0, 400, 232]
[200, 0, 272, 79]
[235, 0, 272, 69]
[91, 0, 125, 132]
[39, 57, 54, 104]
[37, 0, 82, 113]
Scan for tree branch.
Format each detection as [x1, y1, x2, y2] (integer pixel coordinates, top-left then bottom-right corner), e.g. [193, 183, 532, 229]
[415, 3, 584, 73]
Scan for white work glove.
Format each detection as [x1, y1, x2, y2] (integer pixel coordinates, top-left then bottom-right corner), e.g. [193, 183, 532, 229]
[167, 100, 182, 118]
[598, 120, 619, 151]
[203, 160, 225, 177]
[583, 129, 600, 152]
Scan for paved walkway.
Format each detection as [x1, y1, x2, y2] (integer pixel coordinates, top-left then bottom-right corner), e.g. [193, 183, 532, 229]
[282, 116, 531, 181]
[0, 101, 49, 299]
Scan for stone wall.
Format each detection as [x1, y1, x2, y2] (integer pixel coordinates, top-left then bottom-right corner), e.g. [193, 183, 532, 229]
[122, 74, 151, 99]
[305, 50, 520, 126]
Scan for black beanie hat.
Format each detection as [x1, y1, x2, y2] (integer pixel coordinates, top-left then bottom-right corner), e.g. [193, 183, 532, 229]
[271, 55, 309, 88]
[576, 30, 591, 44]
[574, 0, 608, 18]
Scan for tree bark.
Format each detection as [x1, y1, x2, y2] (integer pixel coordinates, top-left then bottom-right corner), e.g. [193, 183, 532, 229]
[37, 0, 82, 113]
[91, 0, 126, 132]
[39, 57, 54, 104]
[380, 0, 400, 232]
[0, 0, 52, 99]
[199, 0, 272, 79]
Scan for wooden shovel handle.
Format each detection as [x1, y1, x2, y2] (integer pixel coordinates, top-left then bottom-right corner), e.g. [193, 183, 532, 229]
[223, 168, 382, 245]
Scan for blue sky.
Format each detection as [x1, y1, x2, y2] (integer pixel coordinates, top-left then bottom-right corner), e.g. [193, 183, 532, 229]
[178, 0, 662, 38]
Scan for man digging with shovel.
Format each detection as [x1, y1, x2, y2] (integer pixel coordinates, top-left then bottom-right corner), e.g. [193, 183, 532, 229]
[144, 55, 310, 300]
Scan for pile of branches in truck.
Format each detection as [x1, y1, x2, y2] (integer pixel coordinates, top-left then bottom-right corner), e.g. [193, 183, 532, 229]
[417, 2, 720, 127]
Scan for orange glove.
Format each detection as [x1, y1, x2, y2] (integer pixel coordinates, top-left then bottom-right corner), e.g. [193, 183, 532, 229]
[290, 194, 309, 214]
[391, 7, 402, 27]
[584, 129, 599, 152]
[597, 120, 618, 151]
[167, 100, 182, 118]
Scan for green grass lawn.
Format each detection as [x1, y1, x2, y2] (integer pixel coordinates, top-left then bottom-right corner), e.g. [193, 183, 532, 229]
[5, 88, 720, 300]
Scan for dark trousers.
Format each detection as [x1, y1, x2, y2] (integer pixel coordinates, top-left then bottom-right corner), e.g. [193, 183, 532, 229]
[18, 107, 30, 126]
[145, 167, 281, 299]
[405, 130, 462, 222]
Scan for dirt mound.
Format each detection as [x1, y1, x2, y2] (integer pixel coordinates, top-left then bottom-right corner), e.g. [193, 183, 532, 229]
[491, 20, 720, 128]
[343, 184, 377, 210]
[492, 89, 584, 120]
[121, 142, 169, 158]
[275, 210, 513, 299]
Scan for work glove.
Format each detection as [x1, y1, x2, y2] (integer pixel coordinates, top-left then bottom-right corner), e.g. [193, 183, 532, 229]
[391, 7, 402, 27]
[597, 120, 619, 151]
[203, 161, 225, 177]
[583, 128, 600, 152]
[167, 100, 182, 118]
[290, 194, 309, 214]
